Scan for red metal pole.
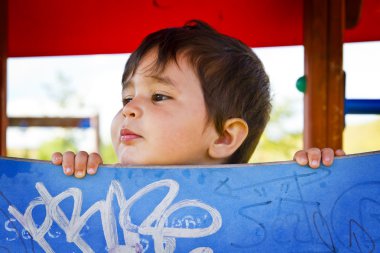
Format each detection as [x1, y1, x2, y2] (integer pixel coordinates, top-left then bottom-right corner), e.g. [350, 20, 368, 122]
[0, 0, 8, 156]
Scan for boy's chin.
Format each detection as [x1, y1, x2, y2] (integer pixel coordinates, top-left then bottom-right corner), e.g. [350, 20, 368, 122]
[117, 154, 146, 166]
[117, 156, 134, 165]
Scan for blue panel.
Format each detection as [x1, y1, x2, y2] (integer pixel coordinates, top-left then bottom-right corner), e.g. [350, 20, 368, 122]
[78, 118, 91, 128]
[0, 152, 380, 252]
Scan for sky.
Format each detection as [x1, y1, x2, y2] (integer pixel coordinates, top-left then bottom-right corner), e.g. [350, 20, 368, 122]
[6, 42, 380, 150]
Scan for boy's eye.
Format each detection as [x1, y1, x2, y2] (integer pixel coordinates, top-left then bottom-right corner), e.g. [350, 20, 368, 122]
[122, 97, 133, 106]
[152, 93, 171, 102]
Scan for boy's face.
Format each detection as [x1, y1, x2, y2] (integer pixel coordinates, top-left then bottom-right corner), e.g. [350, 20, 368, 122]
[111, 50, 220, 165]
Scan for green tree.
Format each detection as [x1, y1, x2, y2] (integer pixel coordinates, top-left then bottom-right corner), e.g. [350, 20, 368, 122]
[37, 137, 78, 160]
[250, 99, 303, 163]
[100, 142, 118, 164]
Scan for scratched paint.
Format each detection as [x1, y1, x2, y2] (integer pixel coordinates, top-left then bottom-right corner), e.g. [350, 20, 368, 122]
[0, 151, 380, 252]
[7, 180, 221, 253]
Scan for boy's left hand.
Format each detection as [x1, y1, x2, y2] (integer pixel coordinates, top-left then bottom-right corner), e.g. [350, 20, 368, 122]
[293, 148, 345, 169]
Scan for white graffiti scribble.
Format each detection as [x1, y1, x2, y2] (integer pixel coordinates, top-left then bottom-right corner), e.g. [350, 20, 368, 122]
[7, 179, 222, 253]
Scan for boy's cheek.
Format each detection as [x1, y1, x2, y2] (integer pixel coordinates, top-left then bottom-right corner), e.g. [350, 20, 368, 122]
[110, 112, 123, 144]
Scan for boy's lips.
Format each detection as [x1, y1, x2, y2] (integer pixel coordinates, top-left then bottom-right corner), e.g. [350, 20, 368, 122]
[120, 128, 142, 143]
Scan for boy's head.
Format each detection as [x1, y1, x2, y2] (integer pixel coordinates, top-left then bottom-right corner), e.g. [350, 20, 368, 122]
[111, 20, 271, 165]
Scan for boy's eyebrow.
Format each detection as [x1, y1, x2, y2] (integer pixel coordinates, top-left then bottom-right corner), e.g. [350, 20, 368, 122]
[147, 75, 177, 88]
[122, 79, 133, 90]
[122, 75, 177, 90]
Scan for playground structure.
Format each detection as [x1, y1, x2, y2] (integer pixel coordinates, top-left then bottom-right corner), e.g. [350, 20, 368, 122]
[7, 116, 100, 152]
[1, 0, 380, 156]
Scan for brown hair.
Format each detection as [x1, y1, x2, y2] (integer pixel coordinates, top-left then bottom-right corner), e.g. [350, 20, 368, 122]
[122, 20, 271, 163]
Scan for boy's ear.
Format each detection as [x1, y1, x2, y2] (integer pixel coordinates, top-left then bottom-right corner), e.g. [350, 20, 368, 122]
[208, 118, 248, 161]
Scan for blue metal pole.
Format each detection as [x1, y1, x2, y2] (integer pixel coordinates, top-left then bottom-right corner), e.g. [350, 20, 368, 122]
[345, 99, 380, 114]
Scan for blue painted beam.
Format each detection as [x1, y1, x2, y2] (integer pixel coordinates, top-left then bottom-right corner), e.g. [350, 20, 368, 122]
[345, 99, 380, 114]
[1, 152, 380, 252]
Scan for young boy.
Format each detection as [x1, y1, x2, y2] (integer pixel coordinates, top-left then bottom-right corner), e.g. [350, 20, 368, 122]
[52, 20, 344, 178]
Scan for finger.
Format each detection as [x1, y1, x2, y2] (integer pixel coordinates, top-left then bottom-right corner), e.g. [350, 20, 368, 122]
[321, 148, 334, 166]
[62, 151, 75, 176]
[335, 149, 346, 157]
[51, 152, 63, 165]
[74, 151, 89, 178]
[307, 148, 321, 169]
[293, 150, 308, 166]
[86, 153, 103, 175]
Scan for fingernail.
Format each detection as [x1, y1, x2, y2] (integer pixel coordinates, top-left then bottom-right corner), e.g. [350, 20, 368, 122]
[87, 168, 95, 175]
[76, 171, 84, 177]
[65, 168, 72, 174]
[325, 157, 331, 162]
[311, 160, 318, 167]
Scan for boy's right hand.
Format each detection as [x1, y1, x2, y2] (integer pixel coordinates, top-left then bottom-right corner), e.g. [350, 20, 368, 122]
[51, 151, 103, 178]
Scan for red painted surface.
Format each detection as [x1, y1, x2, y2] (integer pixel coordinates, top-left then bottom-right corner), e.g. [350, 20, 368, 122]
[6, 0, 378, 57]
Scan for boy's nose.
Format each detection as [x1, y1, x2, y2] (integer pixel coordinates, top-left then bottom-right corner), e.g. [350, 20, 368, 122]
[122, 100, 142, 118]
